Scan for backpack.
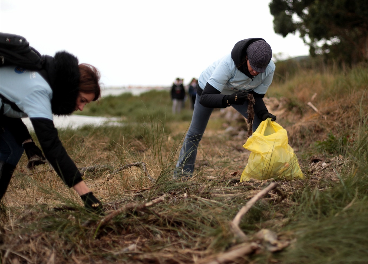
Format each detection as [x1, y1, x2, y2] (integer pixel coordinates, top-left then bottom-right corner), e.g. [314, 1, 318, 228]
[0, 32, 46, 114]
[0, 32, 44, 71]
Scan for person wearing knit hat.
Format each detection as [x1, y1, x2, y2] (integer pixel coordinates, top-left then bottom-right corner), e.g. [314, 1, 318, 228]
[247, 40, 273, 73]
[174, 38, 276, 180]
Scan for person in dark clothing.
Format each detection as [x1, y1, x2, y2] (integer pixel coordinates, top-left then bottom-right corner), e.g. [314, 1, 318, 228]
[170, 77, 186, 114]
[0, 51, 103, 213]
[174, 38, 277, 179]
[188, 78, 198, 110]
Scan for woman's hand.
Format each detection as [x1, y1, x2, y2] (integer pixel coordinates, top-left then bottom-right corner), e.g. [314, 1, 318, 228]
[80, 192, 104, 214]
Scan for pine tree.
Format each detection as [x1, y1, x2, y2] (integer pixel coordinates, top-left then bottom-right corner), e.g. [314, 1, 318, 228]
[269, 0, 368, 64]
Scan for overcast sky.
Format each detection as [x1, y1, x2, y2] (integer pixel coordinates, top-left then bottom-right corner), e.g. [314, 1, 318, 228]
[0, 0, 309, 88]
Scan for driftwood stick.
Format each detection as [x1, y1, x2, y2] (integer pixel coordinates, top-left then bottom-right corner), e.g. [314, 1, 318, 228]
[97, 195, 166, 228]
[197, 242, 259, 264]
[307, 102, 321, 114]
[231, 182, 278, 241]
[307, 102, 326, 120]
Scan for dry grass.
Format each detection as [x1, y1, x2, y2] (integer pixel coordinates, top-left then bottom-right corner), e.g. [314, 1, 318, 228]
[1, 65, 368, 263]
[0, 109, 350, 264]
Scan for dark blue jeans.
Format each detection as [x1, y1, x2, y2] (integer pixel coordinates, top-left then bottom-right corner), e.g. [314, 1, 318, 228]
[0, 125, 24, 166]
[174, 94, 261, 178]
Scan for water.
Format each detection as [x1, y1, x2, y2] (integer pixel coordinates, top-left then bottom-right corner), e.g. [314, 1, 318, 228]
[101, 86, 168, 97]
[23, 86, 168, 130]
[23, 115, 122, 131]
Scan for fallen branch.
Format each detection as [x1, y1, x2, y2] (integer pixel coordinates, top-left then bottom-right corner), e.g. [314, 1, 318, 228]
[4, 250, 33, 264]
[197, 242, 259, 264]
[79, 164, 111, 174]
[307, 102, 326, 120]
[230, 182, 278, 241]
[97, 194, 166, 228]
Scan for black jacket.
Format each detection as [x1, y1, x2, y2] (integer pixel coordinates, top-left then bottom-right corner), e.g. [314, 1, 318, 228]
[171, 83, 186, 100]
[0, 51, 83, 188]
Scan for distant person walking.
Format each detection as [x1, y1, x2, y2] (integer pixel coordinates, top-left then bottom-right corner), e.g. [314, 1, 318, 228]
[171, 77, 186, 114]
[174, 38, 277, 179]
[188, 78, 198, 110]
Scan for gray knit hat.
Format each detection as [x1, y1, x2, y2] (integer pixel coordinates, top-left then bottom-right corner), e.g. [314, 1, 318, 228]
[246, 40, 272, 73]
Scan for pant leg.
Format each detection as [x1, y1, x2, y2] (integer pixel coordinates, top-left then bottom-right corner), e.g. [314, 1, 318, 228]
[173, 99, 181, 114]
[0, 125, 24, 166]
[175, 95, 214, 178]
[177, 99, 183, 113]
[0, 161, 16, 200]
[0, 125, 23, 200]
[172, 99, 177, 114]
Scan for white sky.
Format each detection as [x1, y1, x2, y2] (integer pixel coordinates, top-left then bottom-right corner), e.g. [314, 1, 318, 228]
[0, 0, 309, 88]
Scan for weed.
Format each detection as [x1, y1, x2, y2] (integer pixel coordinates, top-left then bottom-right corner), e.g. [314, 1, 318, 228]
[315, 132, 348, 155]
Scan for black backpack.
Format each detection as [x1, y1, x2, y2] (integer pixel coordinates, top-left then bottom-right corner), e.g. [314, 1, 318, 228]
[0, 32, 45, 114]
[0, 32, 44, 71]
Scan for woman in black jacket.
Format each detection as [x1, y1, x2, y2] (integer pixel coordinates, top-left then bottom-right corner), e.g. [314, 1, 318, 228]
[0, 51, 103, 212]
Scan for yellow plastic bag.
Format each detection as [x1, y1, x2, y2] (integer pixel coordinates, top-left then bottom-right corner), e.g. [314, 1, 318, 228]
[240, 118, 304, 182]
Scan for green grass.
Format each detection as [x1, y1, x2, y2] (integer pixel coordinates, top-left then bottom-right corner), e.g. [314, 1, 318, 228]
[80, 90, 194, 123]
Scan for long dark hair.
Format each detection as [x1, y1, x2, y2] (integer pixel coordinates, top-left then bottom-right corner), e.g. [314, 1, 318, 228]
[78, 63, 101, 101]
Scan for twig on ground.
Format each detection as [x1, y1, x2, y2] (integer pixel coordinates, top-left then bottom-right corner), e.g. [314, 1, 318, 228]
[79, 164, 111, 174]
[196, 242, 259, 264]
[72, 255, 82, 264]
[307, 102, 326, 119]
[97, 194, 166, 228]
[5, 250, 33, 264]
[230, 182, 278, 241]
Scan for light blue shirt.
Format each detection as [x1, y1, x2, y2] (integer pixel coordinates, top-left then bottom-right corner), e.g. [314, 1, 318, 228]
[198, 54, 275, 95]
[0, 66, 53, 120]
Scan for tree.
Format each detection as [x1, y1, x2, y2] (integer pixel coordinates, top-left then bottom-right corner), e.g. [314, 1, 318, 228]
[269, 0, 368, 64]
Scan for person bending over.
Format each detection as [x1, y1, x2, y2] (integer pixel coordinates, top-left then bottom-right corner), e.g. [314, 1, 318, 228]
[174, 38, 276, 179]
[0, 51, 103, 213]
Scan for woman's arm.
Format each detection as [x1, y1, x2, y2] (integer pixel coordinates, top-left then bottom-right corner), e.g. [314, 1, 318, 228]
[73, 181, 91, 195]
[199, 83, 226, 108]
[30, 117, 83, 187]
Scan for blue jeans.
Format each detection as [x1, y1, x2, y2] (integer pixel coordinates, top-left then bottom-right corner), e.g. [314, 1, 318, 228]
[174, 94, 261, 178]
[0, 125, 24, 166]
